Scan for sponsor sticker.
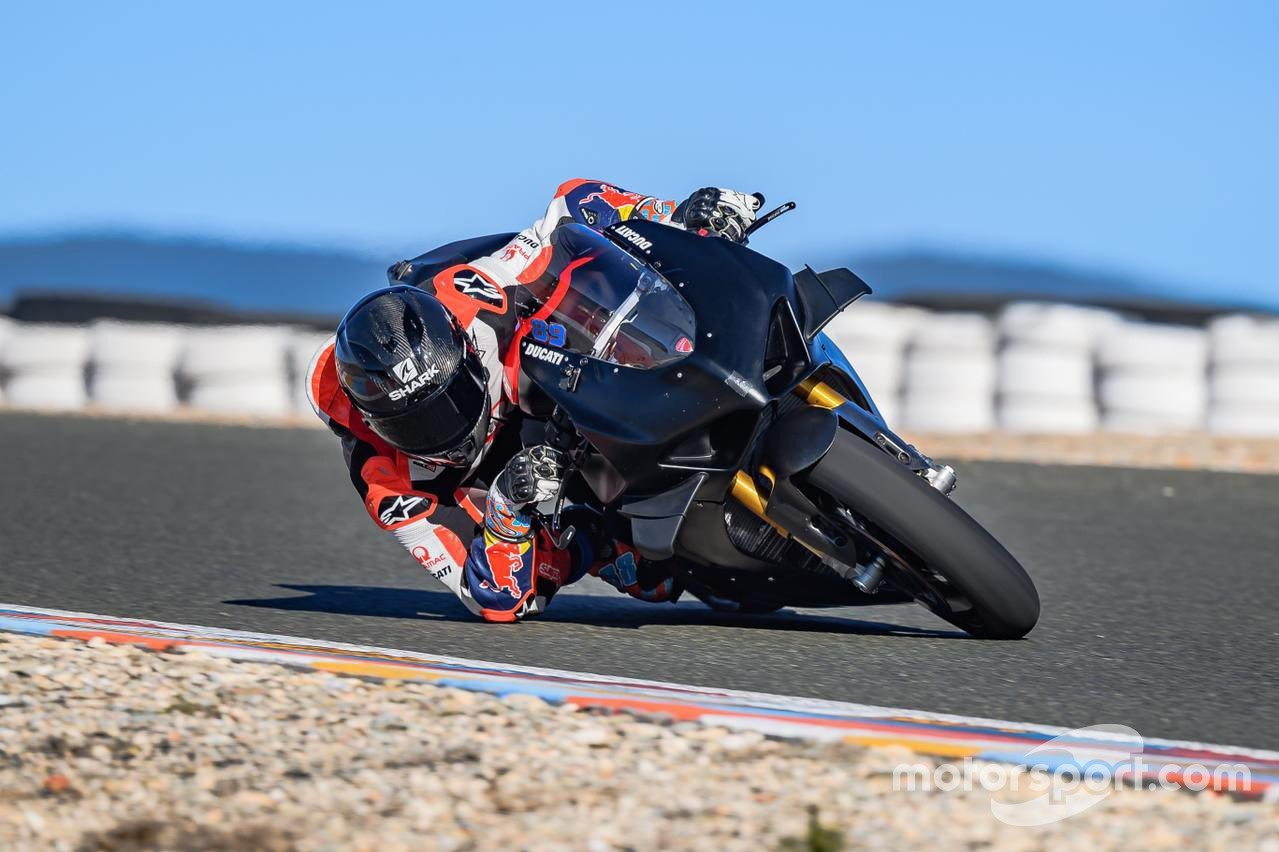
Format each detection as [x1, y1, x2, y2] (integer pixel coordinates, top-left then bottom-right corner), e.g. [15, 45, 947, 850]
[410, 545, 453, 580]
[581, 184, 643, 214]
[452, 269, 503, 307]
[614, 224, 653, 252]
[481, 538, 527, 598]
[377, 494, 435, 526]
[724, 370, 754, 398]
[521, 340, 566, 366]
[392, 358, 418, 383]
[634, 197, 675, 222]
[530, 318, 567, 348]
[388, 359, 440, 401]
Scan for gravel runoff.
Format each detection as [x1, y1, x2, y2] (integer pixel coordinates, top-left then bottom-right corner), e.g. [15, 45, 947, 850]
[1, 634, 1276, 851]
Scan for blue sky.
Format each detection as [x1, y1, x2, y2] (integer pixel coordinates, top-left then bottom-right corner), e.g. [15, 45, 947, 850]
[1, 1, 1275, 304]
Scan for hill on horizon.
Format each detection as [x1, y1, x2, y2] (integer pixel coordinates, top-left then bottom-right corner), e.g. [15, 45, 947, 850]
[0, 232, 1270, 321]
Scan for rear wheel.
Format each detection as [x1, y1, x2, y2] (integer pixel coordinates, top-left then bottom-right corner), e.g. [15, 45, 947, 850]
[805, 430, 1040, 639]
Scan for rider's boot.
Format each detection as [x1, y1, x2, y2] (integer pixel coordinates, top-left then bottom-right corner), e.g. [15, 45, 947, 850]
[590, 543, 682, 603]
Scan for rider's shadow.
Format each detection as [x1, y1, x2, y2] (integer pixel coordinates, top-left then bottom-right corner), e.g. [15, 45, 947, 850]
[224, 584, 967, 639]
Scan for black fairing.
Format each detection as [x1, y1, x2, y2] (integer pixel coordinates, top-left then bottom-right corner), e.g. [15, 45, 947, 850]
[504, 219, 911, 591]
[520, 220, 807, 490]
[793, 266, 872, 338]
[762, 406, 838, 478]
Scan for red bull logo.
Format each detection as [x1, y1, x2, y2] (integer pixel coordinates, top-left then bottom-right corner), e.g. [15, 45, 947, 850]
[481, 538, 526, 598]
[580, 184, 643, 215]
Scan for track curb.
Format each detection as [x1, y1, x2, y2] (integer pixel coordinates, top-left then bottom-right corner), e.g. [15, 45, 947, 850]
[2, 603, 1275, 798]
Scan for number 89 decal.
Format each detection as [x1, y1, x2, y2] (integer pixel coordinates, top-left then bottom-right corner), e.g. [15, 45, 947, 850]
[529, 319, 567, 348]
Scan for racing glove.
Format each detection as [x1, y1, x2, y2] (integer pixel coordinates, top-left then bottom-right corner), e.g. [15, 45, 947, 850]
[673, 188, 763, 243]
[484, 445, 567, 542]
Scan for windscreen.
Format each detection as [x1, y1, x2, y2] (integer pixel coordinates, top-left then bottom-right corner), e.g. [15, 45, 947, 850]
[537, 225, 696, 370]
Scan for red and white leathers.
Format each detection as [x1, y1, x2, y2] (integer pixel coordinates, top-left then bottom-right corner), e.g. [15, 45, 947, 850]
[307, 180, 683, 622]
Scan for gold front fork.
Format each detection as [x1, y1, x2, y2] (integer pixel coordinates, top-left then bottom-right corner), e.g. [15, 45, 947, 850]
[795, 376, 848, 410]
[729, 377, 849, 548]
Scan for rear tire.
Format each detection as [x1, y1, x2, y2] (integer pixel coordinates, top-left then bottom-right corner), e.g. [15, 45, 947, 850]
[806, 430, 1040, 639]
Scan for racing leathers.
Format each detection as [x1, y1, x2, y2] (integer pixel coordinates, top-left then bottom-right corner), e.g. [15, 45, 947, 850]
[307, 180, 751, 621]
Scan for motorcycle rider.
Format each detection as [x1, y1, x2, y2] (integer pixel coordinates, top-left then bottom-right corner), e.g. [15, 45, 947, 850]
[306, 180, 762, 621]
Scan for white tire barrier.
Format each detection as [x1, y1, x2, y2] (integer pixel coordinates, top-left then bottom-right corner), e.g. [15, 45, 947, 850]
[1096, 322, 1209, 433]
[825, 304, 930, 429]
[287, 331, 333, 376]
[909, 312, 994, 354]
[287, 330, 334, 417]
[0, 317, 11, 404]
[1204, 315, 1279, 435]
[89, 321, 185, 372]
[995, 304, 1110, 433]
[2, 371, 87, 409]
[997, 344, 1094, 399]
[89, 374, 179, 412]
[1208, 406, 1279, 436]
[998, 302, 1121, 350]
[824, 302, 929, 348]
[832, 344, 903, 423]
[88, 321, 186, 412]
[841, 347, 901, 401]
[0, 324, 89, 410]
[1210, 364, 1279, 406]
[1102, 409, 1206, 433]
[179, 325, 293, 417]
[0, 323, 90, 372]
[901, 392, 996, 433]
[998, 397, 1099, 434]
[187, 377, 294, 417]
[0, 307, 1272, 436]
[1098, 322, 1208, 373]
[178, 325, 293, 380]
[870, 394, 899, 428]
[1098, 370, 1207, 418]
[1208, 315, 1279, 366]
[905, 351, 996, 394]
[899, 314, 996, 433]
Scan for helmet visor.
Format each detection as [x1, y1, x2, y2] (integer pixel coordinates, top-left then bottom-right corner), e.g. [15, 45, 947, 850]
[365, 353, 488, 456]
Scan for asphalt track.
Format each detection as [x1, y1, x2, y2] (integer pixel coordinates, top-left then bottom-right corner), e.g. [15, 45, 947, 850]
[1, 412, 1276, 749]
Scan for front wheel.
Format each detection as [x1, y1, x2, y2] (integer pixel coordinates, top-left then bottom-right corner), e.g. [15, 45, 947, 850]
[804, 430, 1040, 639]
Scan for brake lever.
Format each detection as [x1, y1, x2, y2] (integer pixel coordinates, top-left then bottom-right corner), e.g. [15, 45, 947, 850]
[742, 200, 797, 243]
[537, 406, 585, 550]
[551, 524, 576, 550]
[533, 491, 576, 551]
[532, 456, 580, 551]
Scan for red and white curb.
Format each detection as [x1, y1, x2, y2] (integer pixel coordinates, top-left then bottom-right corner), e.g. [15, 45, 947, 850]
[2, 603, 1275, 798]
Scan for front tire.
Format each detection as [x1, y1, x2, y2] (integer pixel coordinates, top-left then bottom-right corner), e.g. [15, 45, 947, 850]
[805, 430, 1040, 639]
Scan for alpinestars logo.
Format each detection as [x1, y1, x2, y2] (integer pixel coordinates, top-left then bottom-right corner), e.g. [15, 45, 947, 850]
[378, 494, 433, 526]
[388, 358, 440, 401]
[522, 340, 566, 366]
[453, 270, 503, 306]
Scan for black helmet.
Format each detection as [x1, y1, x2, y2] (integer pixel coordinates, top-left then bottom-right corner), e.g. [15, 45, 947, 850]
[334, 285, 489, 466]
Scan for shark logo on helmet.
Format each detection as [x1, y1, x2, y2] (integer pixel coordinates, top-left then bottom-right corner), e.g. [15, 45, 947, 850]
[388, 357, 440, 401]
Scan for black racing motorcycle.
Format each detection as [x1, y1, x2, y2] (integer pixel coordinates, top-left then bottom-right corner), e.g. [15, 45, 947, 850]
[422, 205, 1040, 638]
